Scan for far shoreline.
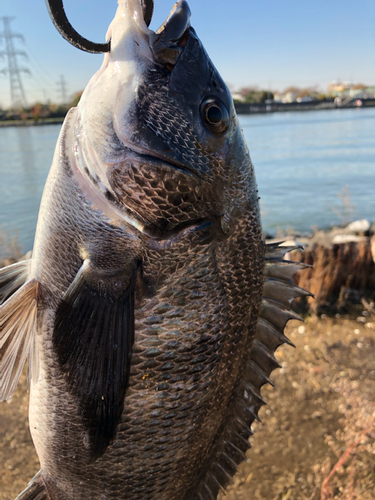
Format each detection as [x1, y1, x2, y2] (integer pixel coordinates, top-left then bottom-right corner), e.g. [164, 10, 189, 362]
[0, 99, 374, 128]
[0, 117, 64, 128]
[234, 98, 375, 114]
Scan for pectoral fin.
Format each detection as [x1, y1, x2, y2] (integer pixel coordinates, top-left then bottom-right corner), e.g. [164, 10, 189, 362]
[53, 259, 136, 460]
[15, 471, 49, 500]
[0, 270, 38, 401]
[0, 260, 31, 305]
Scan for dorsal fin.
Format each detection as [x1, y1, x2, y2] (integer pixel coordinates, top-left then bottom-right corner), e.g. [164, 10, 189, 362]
[190, 242, 311, 499]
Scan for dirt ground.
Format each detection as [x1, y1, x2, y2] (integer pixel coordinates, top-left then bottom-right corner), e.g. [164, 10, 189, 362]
[0, 315, 374, 500]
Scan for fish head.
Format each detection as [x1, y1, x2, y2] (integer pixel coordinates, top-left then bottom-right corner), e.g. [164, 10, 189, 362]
[75, 0, 259, 239]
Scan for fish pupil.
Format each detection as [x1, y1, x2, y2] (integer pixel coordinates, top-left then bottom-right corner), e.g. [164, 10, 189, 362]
[200, 96, 229, 134]
[206, 105, 222, 124]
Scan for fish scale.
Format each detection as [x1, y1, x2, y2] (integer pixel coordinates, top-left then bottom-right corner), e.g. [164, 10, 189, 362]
[110, 162, 219, 231]
[0, 1, 311, 499]
[38, 218, 257, 499]
[137, 81, 213, 176]
[186, 216, 264, 498]
[41, 234, 225, 498]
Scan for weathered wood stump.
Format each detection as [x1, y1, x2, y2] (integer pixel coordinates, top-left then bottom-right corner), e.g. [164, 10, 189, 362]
[289, 233, 375, 314]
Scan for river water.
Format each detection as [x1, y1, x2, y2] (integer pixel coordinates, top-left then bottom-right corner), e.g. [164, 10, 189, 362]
[0, 107, 374, 256]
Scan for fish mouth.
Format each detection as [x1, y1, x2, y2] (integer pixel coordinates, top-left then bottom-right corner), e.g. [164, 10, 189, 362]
[149, 0, 191, 71]
[106, 0, 192, 71]
[46, 0, 190, 61]
[74, 0, 215, 235]
[103, 0, 198, 176]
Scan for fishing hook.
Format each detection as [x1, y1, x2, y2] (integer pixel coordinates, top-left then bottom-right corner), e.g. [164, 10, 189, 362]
[45, 0, 154, 53]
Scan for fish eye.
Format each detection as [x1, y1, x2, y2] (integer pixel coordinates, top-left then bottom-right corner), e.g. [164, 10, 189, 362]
[201, 97, 229, 134]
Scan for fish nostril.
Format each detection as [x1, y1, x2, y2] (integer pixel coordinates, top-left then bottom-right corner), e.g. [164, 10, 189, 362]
[177, 28, 189, 49]
[165, 63, 175, 73]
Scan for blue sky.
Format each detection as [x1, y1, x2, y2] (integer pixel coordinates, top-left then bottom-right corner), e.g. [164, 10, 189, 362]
[0, 0, 374, 107]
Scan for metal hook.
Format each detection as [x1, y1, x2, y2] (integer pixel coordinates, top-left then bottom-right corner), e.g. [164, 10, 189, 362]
[142, 0, 154, 28]
[45, 0, 154, 54]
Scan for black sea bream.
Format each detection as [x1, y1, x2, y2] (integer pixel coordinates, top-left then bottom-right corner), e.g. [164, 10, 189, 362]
[0, 1, 310, 499]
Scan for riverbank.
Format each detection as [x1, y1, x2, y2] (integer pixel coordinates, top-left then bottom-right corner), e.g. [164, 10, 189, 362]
[0, 117, 64, 128]
[235, 98, 375, 114]
[1, 219, 374, 315]
[268, 219, 375, 315]
[1, 223, 374, 499]
[219, 314, 375, 500]
[0, 317, 373, 500]
[1, 99, 374, 128]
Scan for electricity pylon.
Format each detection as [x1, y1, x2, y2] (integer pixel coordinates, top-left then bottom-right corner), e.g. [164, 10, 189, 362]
[57, 74, 68, 105]
[0, 17, 30, 108]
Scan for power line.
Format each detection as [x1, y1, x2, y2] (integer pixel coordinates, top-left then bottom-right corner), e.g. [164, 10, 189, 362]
[0, 17, 30, 108]
[25, 41, 57, 93]
[57, 74, 68, 104]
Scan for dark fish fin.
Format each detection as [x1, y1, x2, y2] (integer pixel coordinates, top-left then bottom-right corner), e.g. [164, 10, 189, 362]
[16, 471, 49, 500]
[0, 260, 31, 305]
[53, 259, 136, 460]
[0, 277, 39, 402]
[191, 242, 310, 499]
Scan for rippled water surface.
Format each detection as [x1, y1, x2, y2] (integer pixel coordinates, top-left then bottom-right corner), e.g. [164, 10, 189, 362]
[0, 125, 61, 255]
[241, 107, 375, 235]
[0, 107, 374, 255]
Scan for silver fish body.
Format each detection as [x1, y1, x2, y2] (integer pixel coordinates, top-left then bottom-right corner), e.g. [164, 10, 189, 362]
[0, 1, 310, 499]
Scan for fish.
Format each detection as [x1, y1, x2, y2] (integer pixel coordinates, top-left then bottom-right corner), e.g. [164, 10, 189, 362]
[0, 1, 311, 499]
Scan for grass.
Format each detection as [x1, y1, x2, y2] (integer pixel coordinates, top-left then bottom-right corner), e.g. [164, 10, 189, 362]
[332, 186, 357, 227]
[318, 379, 375, 500]
[0, 228, 23, 265]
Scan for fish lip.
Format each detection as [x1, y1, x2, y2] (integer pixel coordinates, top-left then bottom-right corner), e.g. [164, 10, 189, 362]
[150, 0, 191, 67]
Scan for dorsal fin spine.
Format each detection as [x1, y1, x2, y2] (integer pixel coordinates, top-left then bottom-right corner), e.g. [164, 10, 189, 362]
[190, 242, 311, 498]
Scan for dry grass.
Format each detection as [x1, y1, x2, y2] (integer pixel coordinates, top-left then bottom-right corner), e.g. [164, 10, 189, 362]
[0, 316, 374, 499]
[220, 315, 375, 500]
[0, 227, 23, 266]
[332, 186, 357, 227]
[318, 379, 375, 500]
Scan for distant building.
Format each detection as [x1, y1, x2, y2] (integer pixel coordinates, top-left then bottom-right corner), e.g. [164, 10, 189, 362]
[328, 81, 374, 98]
[282, 90, 298, 103]
[350, 87, 375, 99]
[328, 81, 351, 96]
[297, 96, 313, 103]
[231, 92, 246, 102]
